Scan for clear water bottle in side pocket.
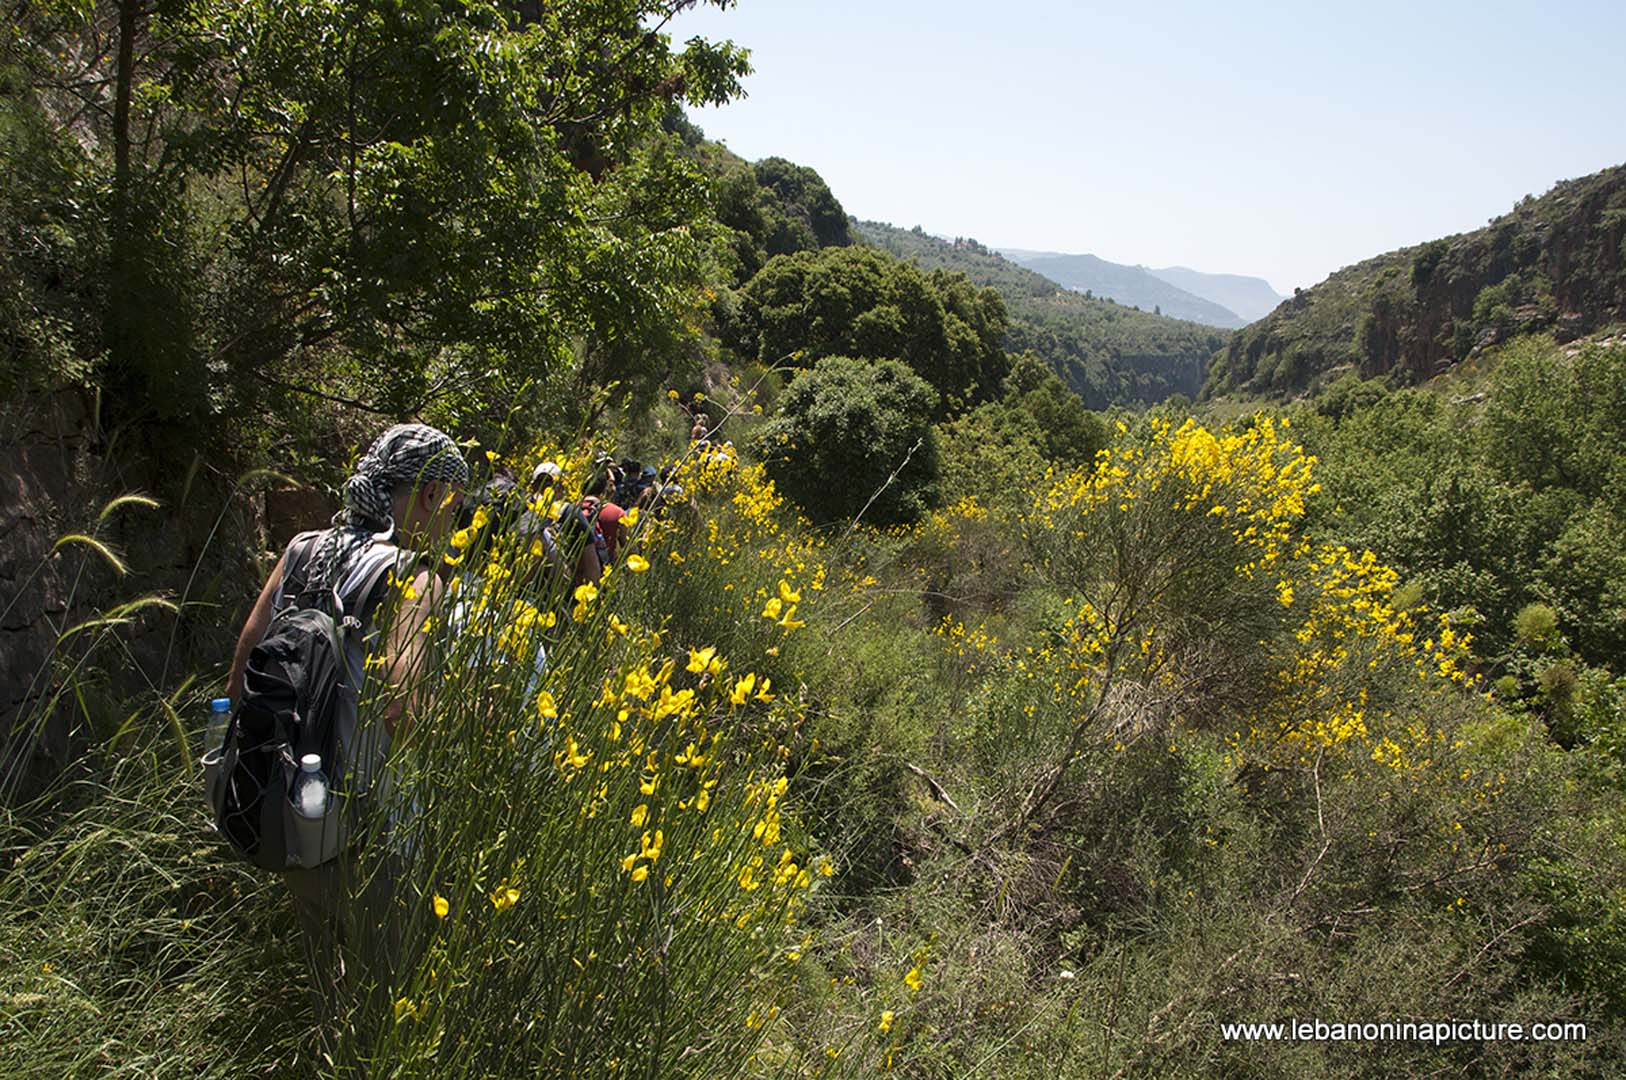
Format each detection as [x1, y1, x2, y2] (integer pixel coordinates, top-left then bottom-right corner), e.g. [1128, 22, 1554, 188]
[290, 753, 331, 866]
[200, 697, 231, 816]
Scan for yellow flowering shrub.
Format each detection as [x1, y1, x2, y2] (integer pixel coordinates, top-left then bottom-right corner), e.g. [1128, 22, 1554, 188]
[348, 438, 843, 1078]
[911, 415, 1489, 813]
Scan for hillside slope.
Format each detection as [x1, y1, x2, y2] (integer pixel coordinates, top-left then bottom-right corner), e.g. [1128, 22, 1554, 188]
[1003, 252, 1246, 327]
[857, 223, 1226, 407]
[1207, 163, 1626, 399]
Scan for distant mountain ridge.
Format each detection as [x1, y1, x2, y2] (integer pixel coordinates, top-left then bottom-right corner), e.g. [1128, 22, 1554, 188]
[1001, 252, 1247, 328]
[1206, 162, 1626, 399]
[856, 222, 1227, 407]
[1145, 266, 1285, 323]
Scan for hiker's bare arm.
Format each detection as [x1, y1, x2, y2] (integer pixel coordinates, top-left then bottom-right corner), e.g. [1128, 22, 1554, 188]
[228, 551, 288, 706]
[382, 567, 442, 738]
[576, 542, 602, 587]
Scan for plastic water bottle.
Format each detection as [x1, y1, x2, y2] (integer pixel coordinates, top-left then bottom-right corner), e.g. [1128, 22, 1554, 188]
[291, 753, 331, 865]
[200, 698, 232, 815]
[203, 697, 232, 756]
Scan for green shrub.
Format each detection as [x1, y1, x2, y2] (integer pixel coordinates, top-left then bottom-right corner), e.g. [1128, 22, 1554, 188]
[755, 356, 941, 527]
[727, 246, 1008, 409]
[1515, 602, 1562, 649]
[1315, 370, 1389, 421]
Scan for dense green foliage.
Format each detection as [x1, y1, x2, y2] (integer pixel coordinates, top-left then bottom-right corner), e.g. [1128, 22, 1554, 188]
[1208, 165, 1626, 398]
[723, 245, 1009, 410]
[5, 6, 1626, 1078]
[10, 398, 1626, 1075]
[711, 156, 853, 282]
[936, 353, 1109, 501]
[1291, 336, 1626, 719]
[856, 220, 1227, 407]
[0, 0, 749, 442]
[754, 355, 942, 526]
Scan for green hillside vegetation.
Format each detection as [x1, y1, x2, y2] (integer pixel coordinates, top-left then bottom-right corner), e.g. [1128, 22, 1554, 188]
[651, 111, 855, 292]
[1208, 164, 1626, 398]
[666, 126, 1016, 424]
[720, 245, 1010, 411]
[1290, 335, 1626, 675]
[857, 221, 1227, 407]
[12, 359, 1626, 1077]
[4, 5, 1626, 1079]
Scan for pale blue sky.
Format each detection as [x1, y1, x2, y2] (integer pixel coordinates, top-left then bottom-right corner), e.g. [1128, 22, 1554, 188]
[671, 0, 1626, 294]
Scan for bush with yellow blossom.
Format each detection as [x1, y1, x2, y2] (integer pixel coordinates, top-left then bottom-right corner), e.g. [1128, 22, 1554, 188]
[333, 440, 844, 1077]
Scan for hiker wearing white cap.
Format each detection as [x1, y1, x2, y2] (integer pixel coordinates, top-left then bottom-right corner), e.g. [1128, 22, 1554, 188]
[517, 459, 602, 599]
[531, 460, 563, 489]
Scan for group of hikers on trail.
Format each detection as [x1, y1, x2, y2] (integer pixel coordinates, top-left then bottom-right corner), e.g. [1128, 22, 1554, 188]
[211, 418, 709, 1039]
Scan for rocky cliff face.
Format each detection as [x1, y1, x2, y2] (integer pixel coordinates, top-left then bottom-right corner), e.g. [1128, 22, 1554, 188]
[1206, 164, 1626, 399]
[0, 392, 272, 786]
[1, 392, 89, 750]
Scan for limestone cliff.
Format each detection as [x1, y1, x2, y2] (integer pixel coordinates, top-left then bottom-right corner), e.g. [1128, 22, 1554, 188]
[1206, 164, 1626, 398]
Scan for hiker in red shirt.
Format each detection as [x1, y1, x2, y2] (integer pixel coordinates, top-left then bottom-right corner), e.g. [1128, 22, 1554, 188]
[581, 471, 627, 562]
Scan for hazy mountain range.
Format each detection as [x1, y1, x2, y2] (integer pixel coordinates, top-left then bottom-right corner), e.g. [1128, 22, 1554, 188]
[997, 249, 1286, 327]
[855, 222, 1226, 407]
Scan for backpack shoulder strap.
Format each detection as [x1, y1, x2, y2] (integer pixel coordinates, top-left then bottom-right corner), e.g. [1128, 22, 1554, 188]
[340, 543, 415, 630]
[275, 530, 328, 611]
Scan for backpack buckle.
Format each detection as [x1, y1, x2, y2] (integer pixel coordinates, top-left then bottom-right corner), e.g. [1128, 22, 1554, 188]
[340, 615, 363, 632]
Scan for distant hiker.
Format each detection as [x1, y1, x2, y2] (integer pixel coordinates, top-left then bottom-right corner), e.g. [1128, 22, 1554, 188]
[444, 480, 550, 698]
[581, 472, 627, 564]
[530, 459, 563, 493]
[647, 481, 692, 519]
[224, 422, 468, 1036]
[615, 457, 665, 509]
[592, 451, 623, 497]
[556, 500, 604, 588]
[690, 414, 708, 443]
[633, 465, 661, 509]
[516, 460, 563, 547]
[518, 460, 601, 593]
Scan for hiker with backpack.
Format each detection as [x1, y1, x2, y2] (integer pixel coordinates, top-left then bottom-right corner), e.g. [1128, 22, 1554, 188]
[443, 476, 552, 698]
[220, 422, 469, 1038]
[518, 460, 603, 596]
[580, 471, 627, 565]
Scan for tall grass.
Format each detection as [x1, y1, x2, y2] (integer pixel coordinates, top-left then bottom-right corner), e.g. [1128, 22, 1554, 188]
[298, 441, 853, 1076]
[0, 748, 306, 1077]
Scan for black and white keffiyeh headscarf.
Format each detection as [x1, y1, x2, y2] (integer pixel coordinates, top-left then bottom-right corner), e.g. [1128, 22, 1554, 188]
[305, 422, 469, 591]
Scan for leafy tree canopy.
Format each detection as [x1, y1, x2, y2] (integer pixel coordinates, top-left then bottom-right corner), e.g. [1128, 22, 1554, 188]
[1, 0, 750, 441]
[725, 246, 1008, 412]
[710, 155, 851, 283]
[937, 354, 1108, 500]
[1292, 336, 1626, 669]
